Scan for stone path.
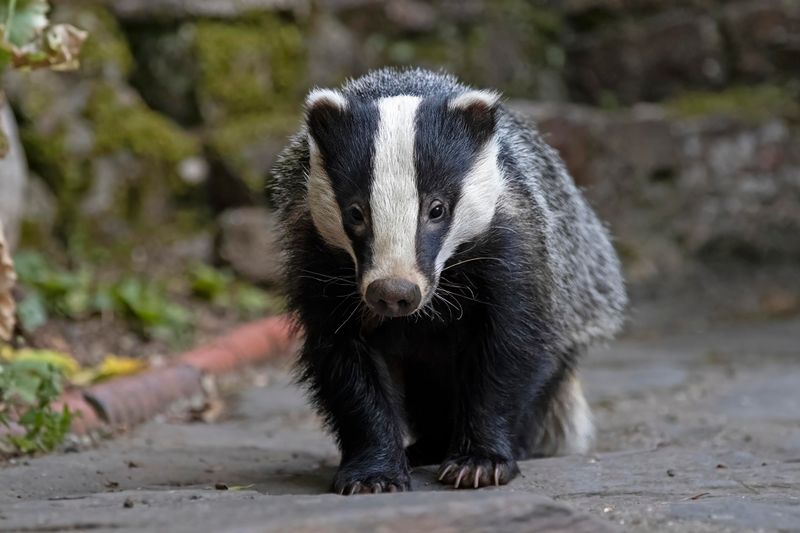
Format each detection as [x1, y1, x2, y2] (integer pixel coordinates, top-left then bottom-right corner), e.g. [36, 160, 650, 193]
[1, 316, 799, 532]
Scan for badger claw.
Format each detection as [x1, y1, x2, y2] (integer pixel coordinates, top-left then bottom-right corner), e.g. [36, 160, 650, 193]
[438, 464, 455, 481]
[474, 466, 483, 489]
[437, 455, 519, 489]
[333, 468, 411, 495]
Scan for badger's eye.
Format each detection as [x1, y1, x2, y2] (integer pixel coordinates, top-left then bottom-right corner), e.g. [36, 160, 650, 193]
[429, 201, 445, 221]
[348, 205, 365, 225]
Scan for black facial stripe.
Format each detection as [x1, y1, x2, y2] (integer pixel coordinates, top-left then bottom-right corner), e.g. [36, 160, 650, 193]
[308, 99, 379, 276]
[413, 96, 495, 281]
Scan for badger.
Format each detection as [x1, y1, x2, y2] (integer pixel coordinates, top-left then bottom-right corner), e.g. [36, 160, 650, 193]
[271, 68, 626, 494]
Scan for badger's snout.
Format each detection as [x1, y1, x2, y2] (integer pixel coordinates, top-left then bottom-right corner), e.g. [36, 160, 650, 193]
[365, 278, 421, 317]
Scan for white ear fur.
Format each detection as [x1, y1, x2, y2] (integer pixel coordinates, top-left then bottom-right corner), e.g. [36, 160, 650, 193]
[448, 90, 501, 111]
[305, 88, 348, 112]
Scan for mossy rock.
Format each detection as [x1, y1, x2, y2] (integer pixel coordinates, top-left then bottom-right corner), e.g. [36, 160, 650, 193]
[208, 111, 301, 194]
[124, 22, 202, 126]
[14, 75, 201, 252]
[358, 0, 564, 100]
[194, 14, 307, 124]
[665, 85, 800, 122]
[87, 83, 199, 166]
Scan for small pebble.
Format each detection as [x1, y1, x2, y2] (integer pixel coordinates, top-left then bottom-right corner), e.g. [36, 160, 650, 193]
[667, 469, 676, 477]
[123, 498, 134, 508]
[215, 483, 228, 490]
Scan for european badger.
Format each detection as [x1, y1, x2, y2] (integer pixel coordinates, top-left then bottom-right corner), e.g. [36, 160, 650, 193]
[271, 68, 626, 494]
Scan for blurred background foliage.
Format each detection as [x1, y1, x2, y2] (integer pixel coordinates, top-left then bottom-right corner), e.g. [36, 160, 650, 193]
[0, 0, 798, 360]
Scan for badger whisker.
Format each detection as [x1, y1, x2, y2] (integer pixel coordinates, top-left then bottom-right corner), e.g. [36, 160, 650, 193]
[432, 289, 463, 320]
[440, 281, 478, 302]
[297, 275, 353, 286]
[437, 283, 494, 308]
[327, 291, 361, 324]
[334, 300, 362, 334]
[442, 256, 507, 272]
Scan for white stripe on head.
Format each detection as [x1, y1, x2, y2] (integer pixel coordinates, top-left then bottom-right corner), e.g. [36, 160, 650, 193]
[362, 95, 427, 295]
[306, 137, 356, 262]
[436, 139, 504, 272]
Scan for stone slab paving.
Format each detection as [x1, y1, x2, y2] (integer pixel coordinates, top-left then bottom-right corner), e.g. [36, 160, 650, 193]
[1, 317, 799, 532]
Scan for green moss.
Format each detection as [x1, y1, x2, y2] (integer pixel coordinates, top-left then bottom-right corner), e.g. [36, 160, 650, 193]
[666, 85, 800, 121]
[20, 81, 200, 251]
[87, 83, 199, 164]
[370, 0, 563, 99]
[484, 0, 564, 96]
[387, 37, 452, 66]
[20, 126, 88, 242]
[209, 111, 300, 190]
[194, 14, 306, 123]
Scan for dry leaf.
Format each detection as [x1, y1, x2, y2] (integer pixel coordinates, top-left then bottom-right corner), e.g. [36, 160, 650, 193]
[227, 484, 255, 492]
[7, 24, 88, 71]
[0, 221, 16, 341]
[71, 354, 146, 386]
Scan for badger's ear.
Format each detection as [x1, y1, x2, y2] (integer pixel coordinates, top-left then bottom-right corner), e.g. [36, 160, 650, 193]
[305, 89, 347, 143]
[448, 90, 501, 135]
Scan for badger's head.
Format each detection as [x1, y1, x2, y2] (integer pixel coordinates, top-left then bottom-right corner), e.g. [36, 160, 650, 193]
[305, 88, 504, 318]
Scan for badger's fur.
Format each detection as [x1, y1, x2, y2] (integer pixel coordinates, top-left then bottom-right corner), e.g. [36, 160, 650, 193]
[271, 68, 626, 494]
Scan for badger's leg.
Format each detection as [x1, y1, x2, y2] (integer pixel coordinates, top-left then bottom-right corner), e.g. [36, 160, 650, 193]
[403, 355, 454, 467]
[516, 370, 595, 458]
[436, 311, 562, 489]
[300, 335, 410, 494]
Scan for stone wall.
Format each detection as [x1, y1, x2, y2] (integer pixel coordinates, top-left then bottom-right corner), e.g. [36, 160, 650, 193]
[514, 101, 800, 283]
[2, 0, 798, 285]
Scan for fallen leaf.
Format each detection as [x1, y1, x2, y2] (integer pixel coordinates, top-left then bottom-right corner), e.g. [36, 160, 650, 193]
[1, 347, 81, 376]
[71, 355, 147, 386]
[227, 484, 254, 492]
[8, 24, 88, 71]
[93, 355, 147, 382]
[188, 397, 225, 424]
[0, 221, 16, 341]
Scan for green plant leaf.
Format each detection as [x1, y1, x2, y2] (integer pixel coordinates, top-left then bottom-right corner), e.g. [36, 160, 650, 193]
[0, 0, 49, 47]
[0, 357, 72, 454]
[190, 264, 233, 303]
[112, 278, 191, 340]
[16, 291, 48, 331]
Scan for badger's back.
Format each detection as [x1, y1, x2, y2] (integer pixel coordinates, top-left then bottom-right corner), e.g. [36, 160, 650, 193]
[495, 110, 627, 348]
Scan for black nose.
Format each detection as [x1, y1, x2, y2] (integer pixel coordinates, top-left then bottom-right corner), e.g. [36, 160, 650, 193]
[365, 278, 422, 317]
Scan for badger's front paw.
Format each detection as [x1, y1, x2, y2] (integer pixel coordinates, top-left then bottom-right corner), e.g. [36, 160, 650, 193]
[437, 455, 519, 489]
[333, 465, 411, 495]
